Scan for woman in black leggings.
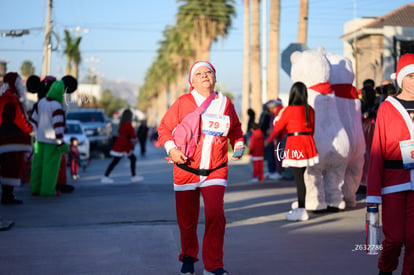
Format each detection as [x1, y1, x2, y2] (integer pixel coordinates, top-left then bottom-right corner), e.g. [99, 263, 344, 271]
[101, 109, 144, 184]
[264, 82, 319, 221]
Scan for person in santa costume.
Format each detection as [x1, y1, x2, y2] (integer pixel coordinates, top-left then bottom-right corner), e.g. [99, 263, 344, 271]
[265, 81, 319, 221]
[366, 53, 414, 275]
[101, 108, 144, 184]
[158, 61, 244, 275]
[248, 122, 265, 182]
[0, 72, 33, 204]
[29, 77, 77, 196]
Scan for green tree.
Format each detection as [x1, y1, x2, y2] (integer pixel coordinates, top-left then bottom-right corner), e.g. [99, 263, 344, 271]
[63, 29, 82, 79]
[100, 89, 128, 117]
[20, 60, 35, 78]
[177, 0, 236, 60]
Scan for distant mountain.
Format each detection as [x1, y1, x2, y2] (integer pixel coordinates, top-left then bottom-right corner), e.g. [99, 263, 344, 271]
[100, 79, 140, 106]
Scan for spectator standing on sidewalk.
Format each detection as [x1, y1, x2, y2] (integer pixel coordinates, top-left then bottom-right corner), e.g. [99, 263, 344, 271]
[137, 120, 149, 157]
[101, 109, 144, 184]
[68, 137, 80, 180]
[265, 82, 319, 221]
[0, 72, 33, 204]
[366, 53, 414, 275]
[158, 61, 244, 275]
[259, 99, 284, 180]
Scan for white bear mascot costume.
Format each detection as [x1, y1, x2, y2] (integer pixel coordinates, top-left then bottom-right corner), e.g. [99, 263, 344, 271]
[290, 47, 350, 211]
[326, 53, 366, 208]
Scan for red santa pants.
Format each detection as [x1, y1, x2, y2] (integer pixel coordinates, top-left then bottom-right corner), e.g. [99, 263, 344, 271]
[252, 159, 264, 181]
[379, 191, 414, 274]
[175, 185, 226, 272]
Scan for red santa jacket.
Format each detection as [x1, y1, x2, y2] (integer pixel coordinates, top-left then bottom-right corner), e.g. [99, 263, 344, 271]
[366, 96, 414, 204]
[110, 122, 137, 157]
[158, 91, 244, 191]
[0, 90, 32, 154]
[267, 105, 318, 168]
[249, 128, 264, 160]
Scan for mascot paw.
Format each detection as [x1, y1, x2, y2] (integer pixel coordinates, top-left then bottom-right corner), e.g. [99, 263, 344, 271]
[58, 143, 69, 153]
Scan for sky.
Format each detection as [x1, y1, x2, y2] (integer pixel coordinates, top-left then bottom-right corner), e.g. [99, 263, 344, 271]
[1, 0, 413, 100]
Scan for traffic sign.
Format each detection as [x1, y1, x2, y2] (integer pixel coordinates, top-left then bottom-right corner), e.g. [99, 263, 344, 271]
[281, 43, 309, 76]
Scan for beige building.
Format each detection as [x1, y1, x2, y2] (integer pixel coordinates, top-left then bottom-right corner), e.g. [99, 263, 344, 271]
[341, 3, 414, 89]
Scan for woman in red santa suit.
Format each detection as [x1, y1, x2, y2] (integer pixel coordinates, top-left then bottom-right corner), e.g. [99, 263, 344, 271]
[265, 81, 319, 221]
[158, 61, 244, 275]
[366, 53, 414, 275]
[0, 72, 33, 204]
[101, 108, 144, 184]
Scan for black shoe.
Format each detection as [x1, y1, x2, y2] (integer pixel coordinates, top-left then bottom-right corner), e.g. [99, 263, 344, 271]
[1, 197, 23, 205]
[0, 220, 14, 231]
[181, 255, 195, 275]
[312, 209, 328, 214]
[327, 206, 341, 213]
[56, 184, 75, 193]
[204, 268, 229, 275]
[379, 271, 392, 275]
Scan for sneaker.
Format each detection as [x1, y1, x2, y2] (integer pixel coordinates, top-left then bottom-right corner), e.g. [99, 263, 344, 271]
[291, 201, 298, 209]
[204, 268, 229, 275]
[268, 172, 283, 180]
[248, 177, 259, 182]
[72, 175, 78, 180]
[101, 176, 114, 184]
[131, 175, 144, 183]
[285, 208, 309, 221]
[181, 255, 195, 275]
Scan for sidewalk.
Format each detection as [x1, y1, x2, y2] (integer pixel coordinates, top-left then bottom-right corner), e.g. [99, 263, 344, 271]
[0, 143, 398, 274]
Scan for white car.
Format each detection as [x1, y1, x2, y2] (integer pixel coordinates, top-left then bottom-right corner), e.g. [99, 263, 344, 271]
[64, 120, 90, 160]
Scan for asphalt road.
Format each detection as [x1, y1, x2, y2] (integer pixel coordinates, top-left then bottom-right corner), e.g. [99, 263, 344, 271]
[0, 142, 401, 274]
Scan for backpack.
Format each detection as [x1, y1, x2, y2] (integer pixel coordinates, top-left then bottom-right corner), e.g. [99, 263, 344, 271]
[173, 92, 216, 160]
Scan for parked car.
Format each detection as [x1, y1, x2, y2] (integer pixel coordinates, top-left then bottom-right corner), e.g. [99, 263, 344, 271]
[66, 109, 112, 157]
[63, 119, 90, 160]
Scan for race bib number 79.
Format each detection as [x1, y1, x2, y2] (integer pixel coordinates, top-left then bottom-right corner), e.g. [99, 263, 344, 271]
[201, 114, 230, 137]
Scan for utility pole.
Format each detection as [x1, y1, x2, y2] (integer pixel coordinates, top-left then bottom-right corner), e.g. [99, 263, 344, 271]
[261, 0, 267, 103]
[298, 0, 308, 44]
[41, 0, 53, 77]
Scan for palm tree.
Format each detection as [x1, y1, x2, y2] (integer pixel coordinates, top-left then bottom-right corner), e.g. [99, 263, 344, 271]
[241, 0, 251, 133]
[176, 0, 236, 60]
[267, 0, 280, 100]
[63, 29, 82, 78]
[250, 0, 262, 117]
[298, 0, 308, 44]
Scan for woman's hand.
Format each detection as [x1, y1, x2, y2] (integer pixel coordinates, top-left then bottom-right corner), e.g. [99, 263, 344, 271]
[169, 147, 188, 164]
[231, 146, 245, 161]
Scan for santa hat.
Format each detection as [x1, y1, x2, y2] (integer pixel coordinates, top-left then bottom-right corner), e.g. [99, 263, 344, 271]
[188, 61, 216, 92]
[2, 72, 19, 96]
[392, 53, 414, 87]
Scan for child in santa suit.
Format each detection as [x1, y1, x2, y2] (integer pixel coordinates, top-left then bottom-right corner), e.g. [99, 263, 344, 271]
[248, 122, 264, 182]
[0, 72, 33, 204]
[367, 53, 414, 275]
